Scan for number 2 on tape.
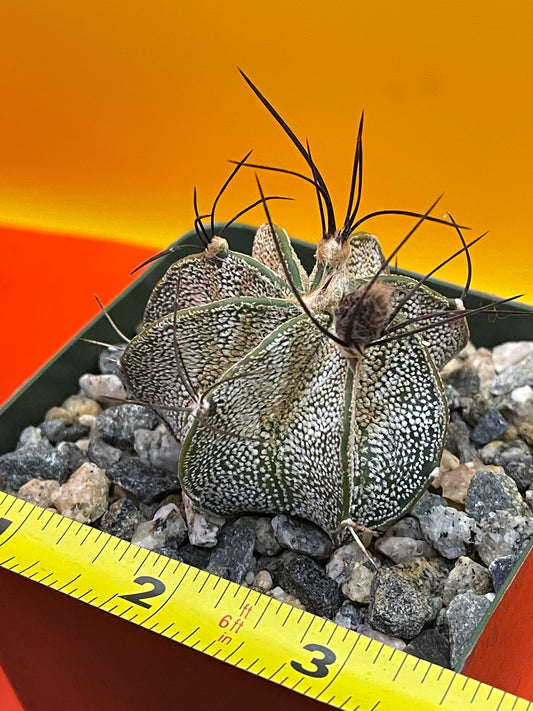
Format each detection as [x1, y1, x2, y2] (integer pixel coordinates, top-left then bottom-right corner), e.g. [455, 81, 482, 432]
[119, 576, 166, 609]
[290, 643, 337, 678]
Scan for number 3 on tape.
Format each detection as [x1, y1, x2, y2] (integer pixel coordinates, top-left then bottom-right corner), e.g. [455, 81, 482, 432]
[291, 643, 337, 679]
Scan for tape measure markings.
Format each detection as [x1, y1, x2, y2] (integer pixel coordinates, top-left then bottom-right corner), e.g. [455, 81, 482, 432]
[1, 491, 532, 711]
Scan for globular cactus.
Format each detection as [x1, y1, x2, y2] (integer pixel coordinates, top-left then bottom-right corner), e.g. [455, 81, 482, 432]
[119, 73, 506, 538]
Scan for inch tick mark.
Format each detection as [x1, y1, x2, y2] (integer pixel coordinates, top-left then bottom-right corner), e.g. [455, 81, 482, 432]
[0, 518, 12, 535]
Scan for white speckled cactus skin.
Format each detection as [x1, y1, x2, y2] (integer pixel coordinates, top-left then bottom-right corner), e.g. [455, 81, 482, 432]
[120, 223, 467, 536]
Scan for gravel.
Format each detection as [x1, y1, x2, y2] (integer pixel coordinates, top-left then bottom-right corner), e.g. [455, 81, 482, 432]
[2, 339, 533, 671]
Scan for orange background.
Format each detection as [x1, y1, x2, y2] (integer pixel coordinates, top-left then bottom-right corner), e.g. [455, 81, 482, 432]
[1, 1, 532, 402]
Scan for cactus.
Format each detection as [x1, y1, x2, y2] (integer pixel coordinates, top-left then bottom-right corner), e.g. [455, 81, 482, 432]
[119, 73, 499, 538]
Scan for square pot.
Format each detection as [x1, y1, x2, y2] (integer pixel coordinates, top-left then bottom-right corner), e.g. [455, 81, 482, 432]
[1, 224, 532, 711]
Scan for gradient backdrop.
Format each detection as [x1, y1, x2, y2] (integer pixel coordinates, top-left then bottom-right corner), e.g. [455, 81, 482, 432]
[1, 1, 532, 404]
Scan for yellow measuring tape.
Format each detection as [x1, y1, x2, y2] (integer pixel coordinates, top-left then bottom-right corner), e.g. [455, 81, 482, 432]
[0, 491, 528, 711]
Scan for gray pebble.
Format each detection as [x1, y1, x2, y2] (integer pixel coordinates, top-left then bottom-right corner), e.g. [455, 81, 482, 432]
[505, 461, 533, 492]
[418, 506, 477, 558]
[445, 591, 492, 668]
[326, 541, 371, 584]
[444, 383, 461, 410]
[493, 342, 533, 373]
[465, 468, 526, 521]
[334, 600, 364, 631]
[490, 353, 533, 396]
[0, 447, 69, 490]
[207, 519, 256, 584]
[177, 541, 212, 570]
[56, 441, 89, 474]
[500, 385, 533, 424]
[254, 517, 281, 556]
[410, 491, 448, 518]
[131, 503, 187, 551]
[79, 373, 127, 403]
[152, 543, 183, 561]
[87, 437, 122, 469]
[40, 419, 90, 445]
[106, 459, 179, 504]
[488, 554, 519, 592]
[96, 404, 160, 451]
[272, 515, 334, 560]
[475, 510, 533, 565]
[442, 556, 493, 606]
[446, 417, 480, 462]
[443, 368, 481, 397]
[98, 345, 125, 376]
[17, 426, 51, 449]
[100, 498, 141, 540]
[342, 562, 375, 604]
[481, 440, 533, 491]
[375, 518, 435, 563]
[134, 425, 181, 473]
[182, 493, 225, 548]
[405, 629, 450, 668]
[461, 394, 489, 429]
[281, 555, 343, 619]
[471, 408, 508, 445]
[367, 566, 436, 640]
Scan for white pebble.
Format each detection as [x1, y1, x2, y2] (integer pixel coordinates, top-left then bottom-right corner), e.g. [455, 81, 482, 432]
[79, 374, 126, 403]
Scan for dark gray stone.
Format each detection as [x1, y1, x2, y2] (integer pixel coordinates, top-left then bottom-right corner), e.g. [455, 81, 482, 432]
[281, 555, 343, 619]
[56, 442, 89, 474]
[99, 345, 125, 376]
[505, 461, 533, 492]
[0, 447, 69, 490]
[106, 459, 179, 504]
[410, 492, 448, 518]
[96, 404, 160, 450]
[471, 409, 508, 445]
[488, 554, 519, 592]
[444, 383, 461, 411]
[177, 541, 211, 570]
[254, 517, 282, 556]
[405, 629, 451, 669]
[39, 418, 67, 444]
[367, 567, 436, 640]
[461, 394, 488, 428]
[482, 439, 532, 467]
[465, 469, 525, 522]
[334, 600, 364, 631]
[152, 543, 182, 561]
[100, 498, 141, 540]
[39, 419, 90, 445]
[445, 591, 491, 668]
[446, 417, 479, 462]
[207, 519, 256, 584]
[481, 440, 533, 491]
[61, 423, 91, 443]
[443, 368, 480, 397]
[272, 515, 334, 560]
[88, 437, 122, 469]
